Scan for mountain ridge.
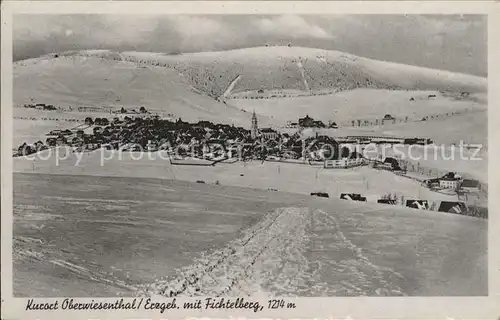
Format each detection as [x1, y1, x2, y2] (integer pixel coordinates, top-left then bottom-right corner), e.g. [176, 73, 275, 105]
[15, 46, 487, 98]
[14, 46, 487, 129]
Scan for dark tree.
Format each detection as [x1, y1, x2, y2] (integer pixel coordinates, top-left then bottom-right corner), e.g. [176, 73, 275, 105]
[17, 142, 27, 155]
[341, 147, 350, 158]
[46, 138, 56, 147]
[34, 140, 44, 151]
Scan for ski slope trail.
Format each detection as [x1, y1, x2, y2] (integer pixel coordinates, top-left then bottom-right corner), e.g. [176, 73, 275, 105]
[223, 75, 242, 98]
[296, 60, 310, 91]
[138, 207, 405, 297]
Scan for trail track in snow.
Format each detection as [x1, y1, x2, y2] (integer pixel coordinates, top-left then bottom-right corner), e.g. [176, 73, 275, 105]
[295, 60, 310, 91]
[13, 236, 137, 293]
[223, 75, 242, 98]
[138, 207, 406, 297]
[137, 207, 311, 297]
[308, 209, 405, 296]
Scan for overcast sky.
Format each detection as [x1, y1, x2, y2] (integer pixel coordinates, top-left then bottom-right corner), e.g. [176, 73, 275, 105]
[13, 14, 487, 76]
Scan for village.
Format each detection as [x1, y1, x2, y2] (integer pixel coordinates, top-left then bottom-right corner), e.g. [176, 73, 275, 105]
[14, 104, 486, 219]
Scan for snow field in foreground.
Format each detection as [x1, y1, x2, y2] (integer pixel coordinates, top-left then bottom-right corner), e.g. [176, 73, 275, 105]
[138, 207, 406, 297]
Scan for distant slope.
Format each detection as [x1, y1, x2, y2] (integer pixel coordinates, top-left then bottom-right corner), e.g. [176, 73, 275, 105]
[13, 54, 267, 127]
[115, 46, 486, 97]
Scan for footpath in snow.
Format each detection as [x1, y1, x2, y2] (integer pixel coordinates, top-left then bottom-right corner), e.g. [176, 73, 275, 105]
[137, 206, 406, 297]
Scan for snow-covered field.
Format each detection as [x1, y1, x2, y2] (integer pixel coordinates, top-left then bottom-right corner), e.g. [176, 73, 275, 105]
[13, 119, 71, 147]
[141, 204, 487, 297]
[321, 110, 488, 147]
[13, 173, 309, 296]
[230, 88, 486, 126]
[14, 148, 468, 204]
[14, 173, 487, 297]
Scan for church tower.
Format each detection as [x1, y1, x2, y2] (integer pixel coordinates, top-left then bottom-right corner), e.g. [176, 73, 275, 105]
[250, 110, 259, 139]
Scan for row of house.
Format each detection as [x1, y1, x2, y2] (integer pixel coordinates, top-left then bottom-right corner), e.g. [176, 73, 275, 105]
[23, 103, 57, 110]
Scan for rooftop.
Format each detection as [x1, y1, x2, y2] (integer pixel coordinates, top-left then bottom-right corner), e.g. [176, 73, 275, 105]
[439, 177, 461, 182]
[462, 179, 480, 187]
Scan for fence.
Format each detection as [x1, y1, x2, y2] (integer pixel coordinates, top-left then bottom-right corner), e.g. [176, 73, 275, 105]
[14, 116, 84, 123]
[76, 106, 113, 113]
[398, 159, 457, 179]
[334, 108, 482, 129]
[398, 158, 487, 197]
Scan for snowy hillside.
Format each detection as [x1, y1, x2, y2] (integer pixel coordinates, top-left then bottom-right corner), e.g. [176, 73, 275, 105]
[14, 47, 487, 129]
[13, 55, 266, 127]
[17, 46, 486, 102]
[118, 46, 487, 97]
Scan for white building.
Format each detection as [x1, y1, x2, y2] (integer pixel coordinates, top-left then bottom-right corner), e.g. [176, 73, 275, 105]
[439, 178, 460, 189]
